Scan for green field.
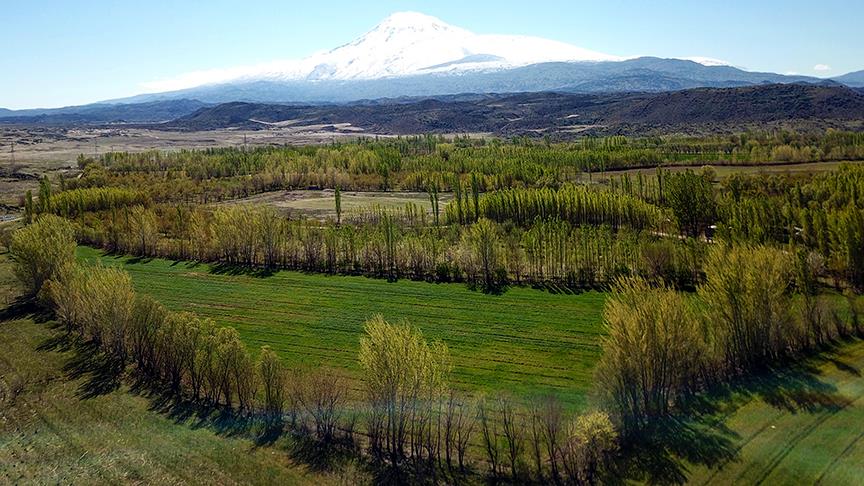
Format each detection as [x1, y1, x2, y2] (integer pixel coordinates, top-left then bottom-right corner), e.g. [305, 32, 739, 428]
[0, 256, 347, 485]
[4, 248, 864, 483]
[77, 247, 607, 408]
[0, 318, 348, 485]
[682, 341, 864, 485]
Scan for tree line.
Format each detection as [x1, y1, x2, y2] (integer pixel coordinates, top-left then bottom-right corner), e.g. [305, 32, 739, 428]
[63, 131, 864, 206]
[71, 202, 704, 291]
[596, 243, 863, 435]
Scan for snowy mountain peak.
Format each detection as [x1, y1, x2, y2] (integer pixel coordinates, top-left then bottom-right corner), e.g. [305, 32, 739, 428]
[371, 12, 458, 34]
[286, 12, 622, 82]
[141, 12, 628, 91]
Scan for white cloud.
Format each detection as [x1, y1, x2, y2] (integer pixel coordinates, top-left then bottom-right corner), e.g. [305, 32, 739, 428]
[139, 60, 302, 93]
[813, 64, 832, 72]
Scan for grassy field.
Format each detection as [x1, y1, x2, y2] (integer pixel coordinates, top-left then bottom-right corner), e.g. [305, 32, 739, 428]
[680, 341, 864, 485]
[220, 189, 453, 220]
[4, 248, 864, 483]
[77, 246, 607, 408]
[0, 256, 351, 485]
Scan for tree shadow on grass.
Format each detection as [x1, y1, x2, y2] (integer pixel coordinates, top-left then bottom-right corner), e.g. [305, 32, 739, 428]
[135, 384, 357, 473]
[825, 355, 861, 377]
[696, 360, 848, 415]
[611, 416, 740, 485]
[530, 281, 595, 295]
[208, 262, 275, 278]
[136, 387, 254, 439]
[612, 358, 851, 485]
[61, 341, 124, 399]
[36, 322, 76, 353]
[0, 297, 53, 324]
[286, 434, 358, 473]
[124, 256, 155, 265]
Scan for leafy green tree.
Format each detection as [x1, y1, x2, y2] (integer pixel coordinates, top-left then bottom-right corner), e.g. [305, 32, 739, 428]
[595, 277, 703, 432]
[700, 244, 795, 372]
[259, 346, 286, 423]
[23, 190, 34, 224]
[37, 176, 52, 214]
[359, 315, 450, 466]
[334, 186, 342, 226]
[10, 215, 76, 297]
[560, 411, 618, 484]
[665, 169, 716, 237]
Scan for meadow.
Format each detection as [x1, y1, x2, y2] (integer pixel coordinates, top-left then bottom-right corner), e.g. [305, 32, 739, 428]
[684, 341, 864, 485]
[77, 246, 607, 408]
[0, 317, 344, 485]
[220, 189, 453, 220]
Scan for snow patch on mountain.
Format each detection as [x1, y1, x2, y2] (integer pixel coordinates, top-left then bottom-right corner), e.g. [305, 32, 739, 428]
[682, 56, 733, 67]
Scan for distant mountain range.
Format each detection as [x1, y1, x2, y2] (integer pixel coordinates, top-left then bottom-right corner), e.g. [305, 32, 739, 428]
[0, 12, 862, 127]
[112, 56, 844, 107]
[0, 100, 208, 124]
[2, 84, 862, 137]
[167, 84, 864, 136]
[833, 70, 864, 88]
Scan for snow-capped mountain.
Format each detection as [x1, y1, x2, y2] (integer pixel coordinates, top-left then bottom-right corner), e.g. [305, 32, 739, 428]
[285, 12, 622, 80]
[103, 12, 836, 106]
[144, 12, 624, 91]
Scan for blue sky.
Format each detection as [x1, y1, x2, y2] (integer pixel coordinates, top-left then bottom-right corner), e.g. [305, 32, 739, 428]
[3, 0, 862, 109]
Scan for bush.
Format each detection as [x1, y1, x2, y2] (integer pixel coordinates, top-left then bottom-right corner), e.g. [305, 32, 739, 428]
[559, 411, 618, 485]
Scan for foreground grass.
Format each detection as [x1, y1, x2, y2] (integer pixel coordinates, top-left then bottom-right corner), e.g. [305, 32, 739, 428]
[0, 270, 348, 485]
[4, 246, 864, 484]
[0, 319, 350, 485]
[78, 247, 606, 408]
[680, 341, 864, 485]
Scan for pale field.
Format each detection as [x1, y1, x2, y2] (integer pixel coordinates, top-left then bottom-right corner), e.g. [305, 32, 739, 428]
[220, 189, 453, 220]
[0, 125, 392, 205]
[0, 125, 383, 171]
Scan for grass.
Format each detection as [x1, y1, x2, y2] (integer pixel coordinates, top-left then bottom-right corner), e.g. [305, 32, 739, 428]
[668, 341, 864, 485]
[0, 320, 346, 485]
[4, 247, 864, 483]
[0, 260, 349, 485]
[221, 189, 452, 220]
[77, 246, 607, 408]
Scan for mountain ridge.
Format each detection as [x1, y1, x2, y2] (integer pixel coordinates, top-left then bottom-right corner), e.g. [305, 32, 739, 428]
[107, 57, 834, 107]
[166, 83, 864, 136]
